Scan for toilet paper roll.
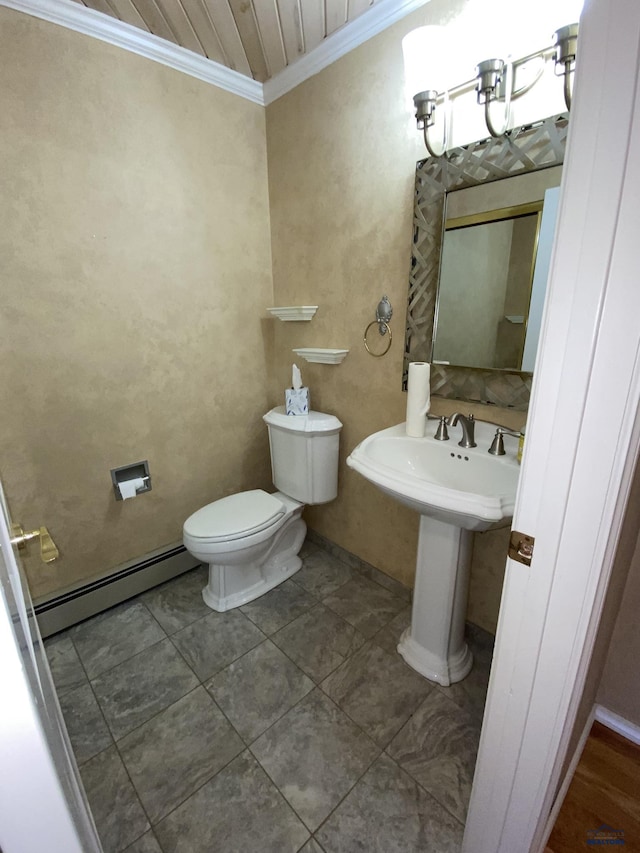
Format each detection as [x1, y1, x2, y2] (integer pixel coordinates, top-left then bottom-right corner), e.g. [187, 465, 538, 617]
[118, 477, 145, 500]
[406, 362, 431, 437]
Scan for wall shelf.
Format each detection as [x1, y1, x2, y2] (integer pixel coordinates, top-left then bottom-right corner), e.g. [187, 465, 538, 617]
[267, 306, 318, 321]
[292, 348, 349, 364]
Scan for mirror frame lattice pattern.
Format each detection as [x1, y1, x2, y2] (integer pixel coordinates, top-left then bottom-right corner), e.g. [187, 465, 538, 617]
[403, 113, 568, 410]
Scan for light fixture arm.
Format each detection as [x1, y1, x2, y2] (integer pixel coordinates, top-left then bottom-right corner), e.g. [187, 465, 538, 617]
[413, 90, 447, 157]
[554, 23, 579, 111]
[423, 107, 447, 157]
[484, 86, 511, 137]
[562, 67, 573, 110]
[476, 59, 512, 138]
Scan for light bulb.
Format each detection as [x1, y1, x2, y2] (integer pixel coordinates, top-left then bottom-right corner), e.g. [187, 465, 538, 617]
[402, 26, 453, 105]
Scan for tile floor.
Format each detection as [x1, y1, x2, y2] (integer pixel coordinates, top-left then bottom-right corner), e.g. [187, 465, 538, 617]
[45, 539, 494, 853]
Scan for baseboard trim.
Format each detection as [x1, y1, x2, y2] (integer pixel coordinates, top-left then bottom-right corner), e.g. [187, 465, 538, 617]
[35, 543, 199, 637]
[594, 704, 640, 745]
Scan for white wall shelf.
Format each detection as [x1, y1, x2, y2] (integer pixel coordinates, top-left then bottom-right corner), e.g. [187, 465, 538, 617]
[292, 348, 349, 364]
[267, 306, 318, 321]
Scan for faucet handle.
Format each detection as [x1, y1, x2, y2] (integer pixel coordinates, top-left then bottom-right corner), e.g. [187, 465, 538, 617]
[488, 428, 506, 456]
[433, 416, 449, 441]
[488, 427, 520, 455]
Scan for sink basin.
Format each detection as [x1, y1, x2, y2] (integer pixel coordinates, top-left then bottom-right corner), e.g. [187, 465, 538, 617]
[347, 418, 521, 686]
[346, 420, 520, 531]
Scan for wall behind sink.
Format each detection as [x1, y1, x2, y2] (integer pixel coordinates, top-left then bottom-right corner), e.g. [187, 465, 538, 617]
[266, 1, 525, 634]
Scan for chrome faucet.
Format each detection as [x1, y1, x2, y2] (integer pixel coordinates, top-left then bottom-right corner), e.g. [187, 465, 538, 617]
[448, 413, 477, 448]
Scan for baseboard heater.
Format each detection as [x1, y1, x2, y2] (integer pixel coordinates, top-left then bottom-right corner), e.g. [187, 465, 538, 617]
[34, 544, 199, 638]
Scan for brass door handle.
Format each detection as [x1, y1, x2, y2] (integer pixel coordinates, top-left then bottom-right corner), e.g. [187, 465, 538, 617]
[10, 523, 59, 563]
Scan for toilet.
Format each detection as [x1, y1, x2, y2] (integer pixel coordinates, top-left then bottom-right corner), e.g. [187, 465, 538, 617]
[183, 406, 342, 612]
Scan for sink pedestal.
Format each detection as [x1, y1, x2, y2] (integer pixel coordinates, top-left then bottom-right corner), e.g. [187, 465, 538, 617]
[398, 516, 474, 686]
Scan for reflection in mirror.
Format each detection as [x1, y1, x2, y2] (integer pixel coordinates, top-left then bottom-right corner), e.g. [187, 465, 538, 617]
[403, 114, 568, 410]
[433, 202, 543, 371]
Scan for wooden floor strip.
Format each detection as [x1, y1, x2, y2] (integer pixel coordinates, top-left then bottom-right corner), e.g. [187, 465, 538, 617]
[547, 721, 640, 852]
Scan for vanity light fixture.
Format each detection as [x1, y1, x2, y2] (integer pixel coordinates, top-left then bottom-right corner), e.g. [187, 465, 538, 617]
[553, 23, 579, 109]
[407, 22, 579, 151]
[404, 25, 454, 157]
[475, 58, 512, 138]
[413, 90, 449, 157]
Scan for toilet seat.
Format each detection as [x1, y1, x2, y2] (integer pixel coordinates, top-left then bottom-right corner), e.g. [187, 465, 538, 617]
[183, 490, 285, 544]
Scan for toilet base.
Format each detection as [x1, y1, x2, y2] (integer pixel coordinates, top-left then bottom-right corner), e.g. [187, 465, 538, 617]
[202, 512, 307, 612]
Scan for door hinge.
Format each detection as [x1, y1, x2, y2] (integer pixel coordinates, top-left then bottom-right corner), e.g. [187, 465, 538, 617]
[509, 530, 535, 566]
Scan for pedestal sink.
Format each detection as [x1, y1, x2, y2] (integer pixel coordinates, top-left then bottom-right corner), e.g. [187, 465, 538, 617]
[346, 420, 520, 685]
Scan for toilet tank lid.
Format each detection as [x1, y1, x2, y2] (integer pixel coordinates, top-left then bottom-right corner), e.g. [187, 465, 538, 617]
[263, 406, 342, 434]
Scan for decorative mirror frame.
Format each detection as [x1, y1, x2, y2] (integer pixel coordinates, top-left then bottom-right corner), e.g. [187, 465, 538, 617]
[403, 113, 569, 410]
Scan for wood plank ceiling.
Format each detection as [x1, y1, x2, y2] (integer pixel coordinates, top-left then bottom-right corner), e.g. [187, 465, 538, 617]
[74, 0, 378, 82]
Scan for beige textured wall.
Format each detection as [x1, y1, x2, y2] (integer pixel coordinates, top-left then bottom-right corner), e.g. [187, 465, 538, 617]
[597, 533, 640, 727]
[0, 9, 274, 599]
[557, 457, 640, 783]
[266, 0, 524, 626]
[468, 527, 510, 634]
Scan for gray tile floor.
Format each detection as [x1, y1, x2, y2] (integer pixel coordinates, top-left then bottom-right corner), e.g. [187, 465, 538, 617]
[45, 539, 493, 853]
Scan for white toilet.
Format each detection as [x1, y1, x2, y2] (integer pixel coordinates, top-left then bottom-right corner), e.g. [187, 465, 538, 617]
[183, 406, 342, 612]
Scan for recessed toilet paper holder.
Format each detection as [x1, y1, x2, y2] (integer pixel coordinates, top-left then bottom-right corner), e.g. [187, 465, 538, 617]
[111, 460, 152, 501]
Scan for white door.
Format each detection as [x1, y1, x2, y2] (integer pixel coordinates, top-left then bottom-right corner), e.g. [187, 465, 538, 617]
[0, 477, 102, 852]
[464, 0, 640, 850]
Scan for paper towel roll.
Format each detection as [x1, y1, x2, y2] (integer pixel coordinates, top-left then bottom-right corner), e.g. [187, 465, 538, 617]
[118, 477, 145, 500]
[406, 362, 431, 437]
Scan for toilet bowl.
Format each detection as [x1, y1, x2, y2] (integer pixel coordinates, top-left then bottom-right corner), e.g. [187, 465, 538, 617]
[183, 406, 342, 612]
[183, 490, 306, 611]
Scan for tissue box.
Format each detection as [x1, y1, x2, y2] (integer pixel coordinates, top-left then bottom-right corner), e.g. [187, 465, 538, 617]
[285, 387, 310, 415]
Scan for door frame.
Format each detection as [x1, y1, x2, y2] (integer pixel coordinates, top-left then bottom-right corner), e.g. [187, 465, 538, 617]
[464, 0, 640, 850]
[0, 582, 92, 851]
[0, 493, 101, 852]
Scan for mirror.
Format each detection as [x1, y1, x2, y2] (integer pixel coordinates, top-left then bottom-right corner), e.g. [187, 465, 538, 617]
[403, 114, 568, 409]
[434, 190, 562, 371]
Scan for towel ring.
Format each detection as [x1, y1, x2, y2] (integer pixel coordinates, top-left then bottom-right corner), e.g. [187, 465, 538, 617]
[364, 320, 392, 357]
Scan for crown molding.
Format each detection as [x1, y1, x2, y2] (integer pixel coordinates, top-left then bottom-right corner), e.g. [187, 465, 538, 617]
[0, 0, 264, 105]
[1, 0, 431, 107]
[263, 0, 431, 105]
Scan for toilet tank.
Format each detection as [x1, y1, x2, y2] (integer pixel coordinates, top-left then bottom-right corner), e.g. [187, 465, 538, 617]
[263, 406, 343, 504]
